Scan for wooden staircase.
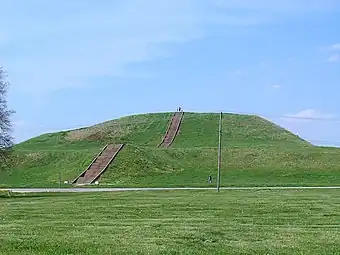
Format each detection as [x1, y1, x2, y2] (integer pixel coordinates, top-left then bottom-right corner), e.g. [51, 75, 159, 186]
[72, 144, 125, 184]
[158, 111, 184, 148]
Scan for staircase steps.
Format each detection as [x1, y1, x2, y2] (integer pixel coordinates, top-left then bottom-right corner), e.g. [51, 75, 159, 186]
[72, 144, 125, 184]
[158, 111, 184, 148]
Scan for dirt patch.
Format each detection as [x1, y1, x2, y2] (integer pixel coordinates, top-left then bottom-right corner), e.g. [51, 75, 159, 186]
[66, 121, 133, 142]
[25, 152, 43, 160]
[67, 128, 100, 141]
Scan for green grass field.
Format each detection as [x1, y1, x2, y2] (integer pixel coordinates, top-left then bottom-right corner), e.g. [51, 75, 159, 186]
[1, 190, 339, 254]
[1, 112, 340, 187]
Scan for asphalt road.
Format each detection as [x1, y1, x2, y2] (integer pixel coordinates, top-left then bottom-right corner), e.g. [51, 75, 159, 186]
[1, 186, 340, 193]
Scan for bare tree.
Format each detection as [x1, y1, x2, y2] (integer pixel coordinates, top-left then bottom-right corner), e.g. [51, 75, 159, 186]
[0, 66, 14, 168]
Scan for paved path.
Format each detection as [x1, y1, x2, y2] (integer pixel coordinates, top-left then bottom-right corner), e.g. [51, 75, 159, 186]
[1, 186, 340, 193]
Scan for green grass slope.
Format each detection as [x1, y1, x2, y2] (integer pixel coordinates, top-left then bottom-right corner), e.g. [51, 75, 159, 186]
[174, 113, 310, 148]
[15, 113, 173, 151]
[1, 112, 339, 187]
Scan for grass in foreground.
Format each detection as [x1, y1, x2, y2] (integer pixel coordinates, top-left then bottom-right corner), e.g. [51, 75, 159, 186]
[1, 190, 339, 254]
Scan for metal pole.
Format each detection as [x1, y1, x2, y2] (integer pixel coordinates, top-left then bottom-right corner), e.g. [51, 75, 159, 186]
[58, 170, 61, 188]
[217, 111, 222, 192]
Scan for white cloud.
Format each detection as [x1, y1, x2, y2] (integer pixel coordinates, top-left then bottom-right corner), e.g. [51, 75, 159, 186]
[323, 43, 340, 63]
[271, 84, 281, 89]
[214, 0, 340, 12]
[12, 120, 26, 128]
[284, 109, 336, 120]
[230, 69, 245, 76]
[327, 53, 340, 63]
[276, 109, 340, 147]
[328, 43, 340, 51]
[12, 120, 30, 143]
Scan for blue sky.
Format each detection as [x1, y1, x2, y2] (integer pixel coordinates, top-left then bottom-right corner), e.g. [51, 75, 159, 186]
[1, 0, 340, 145]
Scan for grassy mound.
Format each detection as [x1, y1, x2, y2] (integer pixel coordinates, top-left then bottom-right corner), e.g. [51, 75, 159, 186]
[1, 112, 339, 187]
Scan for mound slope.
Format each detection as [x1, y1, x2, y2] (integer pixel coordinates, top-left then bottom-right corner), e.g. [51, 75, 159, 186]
[1, 112, 339, 187]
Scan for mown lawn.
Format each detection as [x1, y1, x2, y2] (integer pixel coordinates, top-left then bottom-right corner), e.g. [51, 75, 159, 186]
[1, 190, 339, 254]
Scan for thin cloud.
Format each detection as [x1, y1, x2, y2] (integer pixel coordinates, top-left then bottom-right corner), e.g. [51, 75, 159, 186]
[327, 53, 340, 63]
[233, 69, 244, 76]
[271, 84, 281, 89]
[328, 43, 340, 51]
[284, 109, 336, 121]
[277, 109, 340, 147]
[214, 0, 340, 12]
[12, 120, 26, 128]
[322, 43, 340, 62]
